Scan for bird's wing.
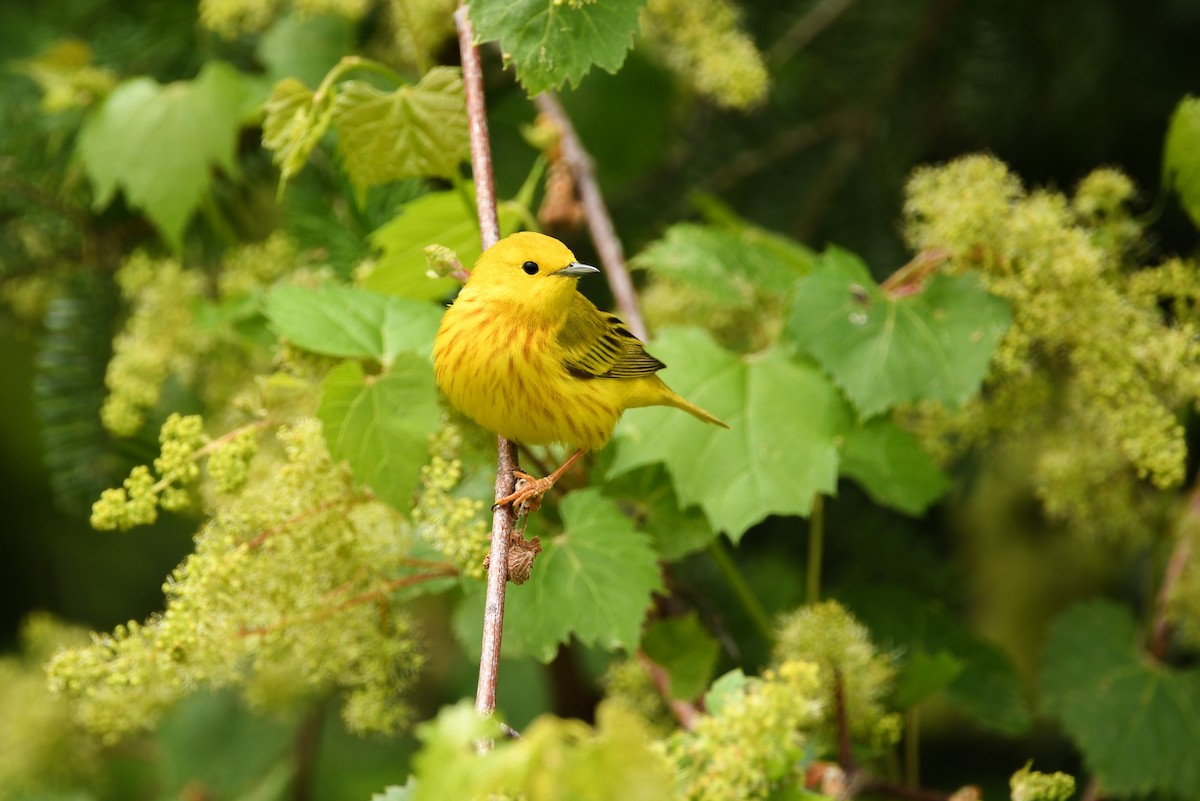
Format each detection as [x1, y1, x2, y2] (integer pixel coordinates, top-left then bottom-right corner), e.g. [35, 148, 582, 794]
[556, 295, 665, 380]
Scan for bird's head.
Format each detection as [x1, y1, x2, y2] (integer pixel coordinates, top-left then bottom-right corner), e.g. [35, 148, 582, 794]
[465, 231, 599, 316]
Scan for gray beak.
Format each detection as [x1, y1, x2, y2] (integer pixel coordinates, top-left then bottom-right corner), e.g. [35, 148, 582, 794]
[554, 261, 600, 278]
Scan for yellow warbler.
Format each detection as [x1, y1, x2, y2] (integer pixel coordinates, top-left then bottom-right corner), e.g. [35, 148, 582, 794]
[433, 231, 728, 508]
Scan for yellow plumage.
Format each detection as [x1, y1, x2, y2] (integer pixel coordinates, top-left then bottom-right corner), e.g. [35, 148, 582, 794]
[433, 232, 726, 505]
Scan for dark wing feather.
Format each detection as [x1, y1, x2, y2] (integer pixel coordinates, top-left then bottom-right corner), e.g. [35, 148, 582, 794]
[557, 294, 664, 380]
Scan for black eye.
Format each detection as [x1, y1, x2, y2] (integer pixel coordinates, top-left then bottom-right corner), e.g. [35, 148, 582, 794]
[522, 261, 539, 275]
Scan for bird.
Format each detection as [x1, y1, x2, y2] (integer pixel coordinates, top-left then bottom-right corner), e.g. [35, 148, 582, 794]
[432, 231, 728, 510]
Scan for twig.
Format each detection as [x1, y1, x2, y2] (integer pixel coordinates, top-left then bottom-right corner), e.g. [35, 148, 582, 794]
[455, 3, 519, 731]
[706, 537, 775, 643]
[1151, 483, 1200, 659]
[532, 93, 648, 340]
[768, 0, 858, 66]
[833, 668, 854, 769]
[637, 651, 701, 731]
[807, 495, 825, 604]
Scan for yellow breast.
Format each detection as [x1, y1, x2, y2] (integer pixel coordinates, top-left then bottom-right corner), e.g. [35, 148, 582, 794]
[433, 294, 628, 451]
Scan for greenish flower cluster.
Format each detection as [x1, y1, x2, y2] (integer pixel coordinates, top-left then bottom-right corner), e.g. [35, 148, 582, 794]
[1009, 761, 1075, 801]
[0, 614, 98, 801]
[217, 231, 299, 300]
[641, 0, 770, 110]
[54, 420, 425, 740]
[200, 0, 372, 37]
[206, 426, 261, 494]
[666, 660, 822, 801]
[601, 657, 678, 739]
[100, 252, 206, 437]
[412, 423, 489, 578]
[902, 155, 1200, 542]
[91, 413, 205, 529]
[773, 601, 901, 751]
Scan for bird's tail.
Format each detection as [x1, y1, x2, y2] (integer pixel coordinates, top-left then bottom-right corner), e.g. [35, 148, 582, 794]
[664, 391, 730, 429]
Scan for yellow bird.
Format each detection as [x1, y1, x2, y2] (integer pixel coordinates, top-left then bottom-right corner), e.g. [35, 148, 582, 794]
[433, 231, 728, 509]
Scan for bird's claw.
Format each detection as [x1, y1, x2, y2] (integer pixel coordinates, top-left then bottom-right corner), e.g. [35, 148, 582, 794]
[494, 470, 550, 514]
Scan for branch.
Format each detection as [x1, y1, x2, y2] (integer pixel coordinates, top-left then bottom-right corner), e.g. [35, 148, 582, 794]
[532, 93, 648, 340]
[1151, 483, 1200, 659]
[455, 3, 520, 730]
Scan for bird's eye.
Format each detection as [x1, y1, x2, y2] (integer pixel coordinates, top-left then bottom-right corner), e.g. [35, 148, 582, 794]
[522, 260, 539, 275]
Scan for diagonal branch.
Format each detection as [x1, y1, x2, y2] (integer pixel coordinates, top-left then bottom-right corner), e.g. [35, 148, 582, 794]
[455, 3, 519, 730]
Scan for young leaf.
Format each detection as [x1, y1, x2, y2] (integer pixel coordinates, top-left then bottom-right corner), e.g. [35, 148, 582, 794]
[264, 284, 440, 364]
[786, 248, 1010, 418]
[1164, 96, 1200, 229]
[839, 418, 950, 515]
[609, 327, 850, 540]
[703, 669, 748, 716]
[466, 0, 644, 95]
[841, 584, 1030, 735]
[366, 189, 520, 301]
[78, 62, 249, 250]
[317, 358, 441, 509]
[642, 614, 720, 701]
[262, 77, 333, 187]
[503, 489, 663, 662]
[1041, 601, 1200, 799]
[331, 67, 469, 199]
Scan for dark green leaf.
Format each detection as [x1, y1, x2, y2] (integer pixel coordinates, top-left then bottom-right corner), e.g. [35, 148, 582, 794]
[893, 648, 964, 707]
[258, 13, 353, 87]
[1164, 96, 1200, 229]
[1041, 601, 1200, 798]
[466, 0, 645, 95]
[317, 357, 441, 509]
[839, 418, 950, 515]
[642, 614, 720, 701]
[786, 248, 1010, 418]
[598, 461, 715, 560]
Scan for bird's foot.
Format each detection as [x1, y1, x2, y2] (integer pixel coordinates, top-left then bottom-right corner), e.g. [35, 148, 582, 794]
[495, 470, 553, 514]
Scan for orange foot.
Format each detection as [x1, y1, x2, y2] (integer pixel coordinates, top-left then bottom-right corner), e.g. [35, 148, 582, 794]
[494, 449, 586, 513]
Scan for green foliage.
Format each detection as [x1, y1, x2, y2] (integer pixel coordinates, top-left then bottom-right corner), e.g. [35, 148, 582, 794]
[1041, 601, 1200, 798]
[642, 613, 720, 701]
[1163, 95, 1200, 229]
[467, 0, 646, 95]
[838, 419, 949, 516]
[1009, 762, 1075, 801]
[598, 461, 715, 560]
[78, 62, 252, 250]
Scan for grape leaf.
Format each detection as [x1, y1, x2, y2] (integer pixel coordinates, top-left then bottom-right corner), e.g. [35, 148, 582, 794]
[841, 584, 1030, 735]
[331, 67, 468, 200]
[365, 189, 520, 300]
[892, 648, 964, 707]
[839, 418, 950, 515]
[264, 284, 440, 365]
[466, 0, 644, 95]
[262, 77, 334, 187]
[78, 61, 248, 250]
[704, 669, 749, 716]
[1164, 96, 1200, 229]
[608, 327, 850, 540]
[786, 248, 1010, 418]
[598, 461, 715, 560]
[642, 614, 720, 700]
[317, 358, 441, 509]
[1041, 601, 1200, 798]
[503, 489, 663, 662]
[258, 12, 352, 86]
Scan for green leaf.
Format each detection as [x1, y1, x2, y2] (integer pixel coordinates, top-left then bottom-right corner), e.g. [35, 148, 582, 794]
[597, 461, 715, 560]
[331, 67, 468, 199]
[262, 77, 334, 186]
[317, 358, 441, 509]
[1040, 601, 1200, 798]
[786, 248, 1010, 418]
[365, 189, 521, 300]
[258, 13, 353, 86]
[371, 781, 416, 801]
[467, 0, 645, 94]
[839, 418, 950, 515]
[264, 284, 441, 365]
[704, 669, 748, 716]
[1164, 96, 1200, 229]
[642, 614, 720, 700]
[841, 584, 1030, 735]
[78, 62, 248, 250]
[609, 327, 850, 540]
[504, 489, 663, 662]
[892, 648, 964, 707]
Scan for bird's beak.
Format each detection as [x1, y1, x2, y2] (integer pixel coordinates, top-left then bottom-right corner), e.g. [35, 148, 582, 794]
[553, 261, 600, 278]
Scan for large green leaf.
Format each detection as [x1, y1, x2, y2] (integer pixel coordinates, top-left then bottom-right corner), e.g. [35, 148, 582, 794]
[841, 584, 1030, 735]
[786, 248, 1010, 418]
[504, 489, 663, 662]
[1041, 601, 1200, 798]
[317, 358, 441, 509]
[466, 0, 644, 95]
[78, 62, 248, 250]
[331, 67, 468, 199]
[598, 461, 715, 561]
[839, 418, 950, 515]
[1164, 96, 1200, 229]
[264, 284, 440, 365]
[258, 13, 353, 86]
[608, 327, 850, 540]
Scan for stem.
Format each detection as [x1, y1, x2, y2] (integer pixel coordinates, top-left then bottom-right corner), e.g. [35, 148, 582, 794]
[706, 537, 774, 643]
[314, 56, 406, 103]
[456, 4, 515, 735]
[532, 93, 647, 340]
[905, 706, 920, 788]
[638, 651, 701, 731]
[1151, 483, 1200, 659]
[807, 495, 825, 604]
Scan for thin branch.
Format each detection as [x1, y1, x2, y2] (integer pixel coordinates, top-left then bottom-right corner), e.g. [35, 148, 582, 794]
[768, 0, 859, 66]
[638, 651, 702, 731]
[806, 495, 825, 604]
[1151, 483, 1200, 659]
[533, 92, 648, 340]
[455, 3, 519, 731]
